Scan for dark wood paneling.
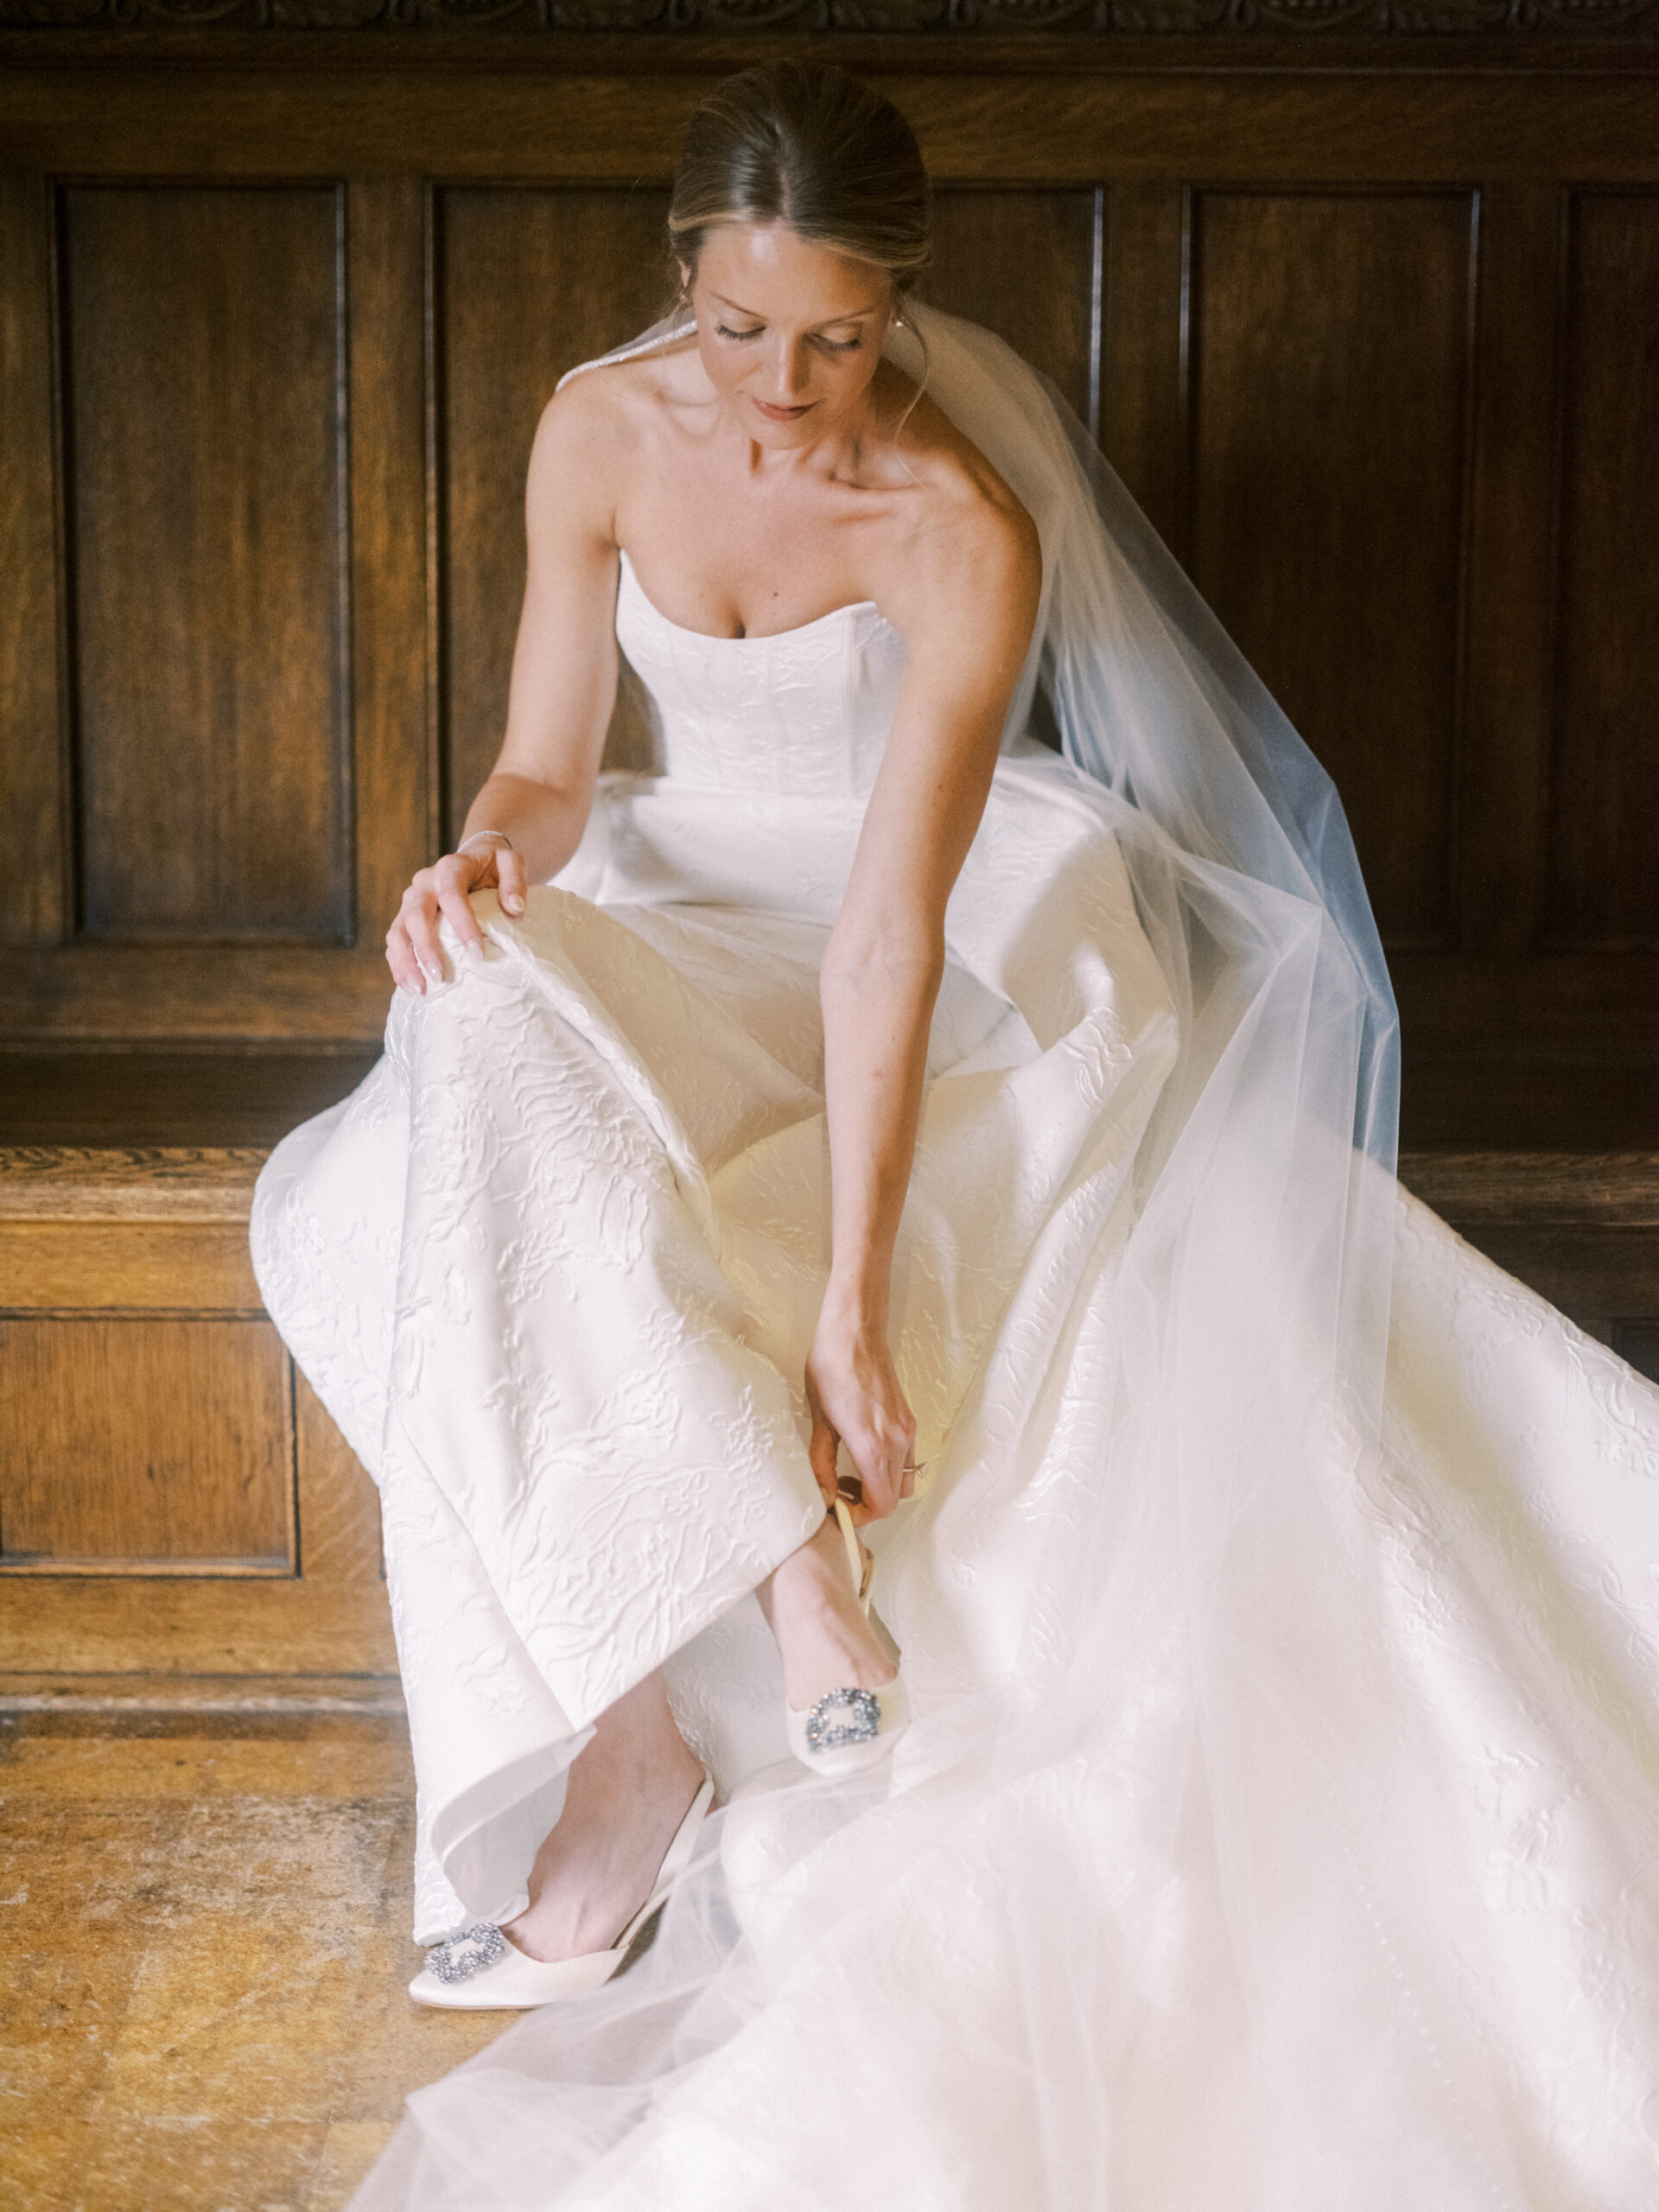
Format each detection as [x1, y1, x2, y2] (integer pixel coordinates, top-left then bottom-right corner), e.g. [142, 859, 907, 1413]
[1190, 191, 1474, 949]
[0, 1315, 294, 1570]
[348, 177, 434, 944]
[919, 188, 1099, 434]
[1455, 185, 1563, 957]
[438, 187, 671, 842]
[0, 175, 65, 950]
[1101, 182, 1190, 561]
[63, 186, 349, 942]
[0, 1053, 378, 1146]
[1543, 193, 1659, 952]
[3, 70, 1656, 188]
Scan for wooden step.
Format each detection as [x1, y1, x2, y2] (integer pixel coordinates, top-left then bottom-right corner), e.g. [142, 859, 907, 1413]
[0, 1142, 395, 1679]
[4, 1138, 1658, 1686]
[1398, 1150, 1659, 1379]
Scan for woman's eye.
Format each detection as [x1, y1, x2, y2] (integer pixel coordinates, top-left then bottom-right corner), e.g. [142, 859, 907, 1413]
[715, 322, 763, 342]
[815, 335, 861, 354]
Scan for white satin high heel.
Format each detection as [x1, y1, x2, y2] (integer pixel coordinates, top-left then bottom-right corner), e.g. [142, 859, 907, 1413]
[408, 1772, 715, 2010]
[784, 1497, 910, 1779]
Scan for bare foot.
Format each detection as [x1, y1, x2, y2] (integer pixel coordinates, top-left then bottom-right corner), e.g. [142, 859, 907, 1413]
[504, 1675, 705, 1965]
[759, 1511, 898, 1714]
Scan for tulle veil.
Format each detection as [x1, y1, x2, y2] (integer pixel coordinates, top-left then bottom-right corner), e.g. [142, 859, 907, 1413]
[344, 304, 1601, 2211]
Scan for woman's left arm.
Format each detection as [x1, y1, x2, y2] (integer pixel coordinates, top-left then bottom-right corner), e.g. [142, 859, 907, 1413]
[809, 500, 1041, 1525]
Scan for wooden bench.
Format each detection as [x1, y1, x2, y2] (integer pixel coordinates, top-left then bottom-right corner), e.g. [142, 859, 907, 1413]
[0, 1057, 394, 1682]
[3, 1048, 1656, 1688]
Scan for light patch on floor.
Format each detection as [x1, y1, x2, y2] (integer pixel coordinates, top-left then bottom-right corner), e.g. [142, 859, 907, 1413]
[0, 1707, 503, 2211]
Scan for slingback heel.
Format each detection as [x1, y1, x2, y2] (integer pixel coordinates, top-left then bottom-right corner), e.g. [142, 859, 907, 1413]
[408, 1772, 715, 2010]
[784, 1497, 910, 1780]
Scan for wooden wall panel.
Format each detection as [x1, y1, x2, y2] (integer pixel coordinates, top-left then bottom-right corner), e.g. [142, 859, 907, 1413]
[0, 176, 64, 951]
[295, 1370, 383, 1585]
[437, 187, 671, 842]
[1189, 192, 1474, 950]
[0, 1315, 294, 1570]
[1100, 183, 1190, 560]
[1543, 193, 1659, 952]
[63, 186, 349, 943]
[920, 188, 1100, 434]
[347, 177, 435, 947]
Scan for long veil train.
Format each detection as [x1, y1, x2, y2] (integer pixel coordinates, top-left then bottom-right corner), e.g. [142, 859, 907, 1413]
[348, 306, 1659, 2210]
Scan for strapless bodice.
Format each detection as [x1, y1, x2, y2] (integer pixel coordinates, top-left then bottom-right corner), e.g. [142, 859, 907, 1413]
[614, 550, 909, 799]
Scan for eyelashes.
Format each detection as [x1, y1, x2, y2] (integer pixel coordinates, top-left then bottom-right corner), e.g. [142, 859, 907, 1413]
[713, 322, 862, 355]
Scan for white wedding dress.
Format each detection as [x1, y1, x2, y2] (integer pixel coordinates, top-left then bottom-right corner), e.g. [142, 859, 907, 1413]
[251, 308, 1659, 2209]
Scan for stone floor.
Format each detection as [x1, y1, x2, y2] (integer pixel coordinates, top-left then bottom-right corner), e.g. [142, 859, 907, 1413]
[1, 1701, 502, 2212]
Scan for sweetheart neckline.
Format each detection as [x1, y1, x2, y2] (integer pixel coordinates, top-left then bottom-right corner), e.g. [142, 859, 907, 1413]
[618, 549, 884, 647]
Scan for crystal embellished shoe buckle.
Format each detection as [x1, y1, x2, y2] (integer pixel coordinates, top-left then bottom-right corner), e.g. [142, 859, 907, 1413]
[804, 1685, 881, 1754]
[424, 1921, 508, 1985]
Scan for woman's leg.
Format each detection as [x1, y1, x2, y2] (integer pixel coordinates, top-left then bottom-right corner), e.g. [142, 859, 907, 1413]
[758, 1512, 898, 1713]
[504, 1672, 706, 1964]
[503, 1517, 895, 1964]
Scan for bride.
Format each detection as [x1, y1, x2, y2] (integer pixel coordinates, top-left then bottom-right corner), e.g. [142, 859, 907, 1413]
[253, 59, 1659, 2211]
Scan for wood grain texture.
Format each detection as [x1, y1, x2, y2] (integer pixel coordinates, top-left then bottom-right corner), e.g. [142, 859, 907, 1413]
[348, 177, 433, 943]
[0, 1315, 294, 1569]
[0, 175, 65, 951]
[0, 1221, 262, 1308]
[296, 1372, 383, 1586]
[436, 186, 671, 841]
[1456, 184, 1564, 956]
[919, 188, 1099, 432]
[1397, 1152, 1659, 1227]
[1, 944, 395, 1042]
[0, 1575, 397, 1673]
[0, 1052, 377, 1147]
[1101, 182, 1190, 561]
[3, 71, 1656, 186]
[1543, 192, 1659, 951]
[1190, 190, 1474, 948]
[0, 1147, 263, 1221]
[63, 185, 348, 942]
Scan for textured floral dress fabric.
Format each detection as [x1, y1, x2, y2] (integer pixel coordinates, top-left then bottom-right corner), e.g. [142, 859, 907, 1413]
[254, 531, 1659, 2209]
[252, 550, 1179, 1937]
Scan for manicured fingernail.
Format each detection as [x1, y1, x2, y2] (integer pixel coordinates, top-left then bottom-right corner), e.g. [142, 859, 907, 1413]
[504, 894, 524, 914]
[420, 960, 442, 982]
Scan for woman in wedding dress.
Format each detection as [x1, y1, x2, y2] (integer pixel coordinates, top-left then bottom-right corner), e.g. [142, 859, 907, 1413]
[253, 59, 1659, 2212]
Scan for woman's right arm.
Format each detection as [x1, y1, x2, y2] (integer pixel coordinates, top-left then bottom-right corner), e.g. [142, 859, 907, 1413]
[386, 380, 626, 995]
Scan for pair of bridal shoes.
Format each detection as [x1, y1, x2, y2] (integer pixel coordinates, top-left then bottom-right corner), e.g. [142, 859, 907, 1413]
[408, 1772, 715, 2010]
[784, 1495, 911, 1779]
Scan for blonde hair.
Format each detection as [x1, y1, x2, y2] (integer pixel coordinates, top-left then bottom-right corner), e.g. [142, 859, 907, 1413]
[668, 61, 931, 298]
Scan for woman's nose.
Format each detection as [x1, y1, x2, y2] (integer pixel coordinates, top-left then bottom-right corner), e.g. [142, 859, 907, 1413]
[764, 339, 811, 398]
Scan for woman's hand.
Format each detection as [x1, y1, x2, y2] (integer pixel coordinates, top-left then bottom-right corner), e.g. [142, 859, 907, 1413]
[804, 1294, 918, 1528]
[385, 838, 529, 995]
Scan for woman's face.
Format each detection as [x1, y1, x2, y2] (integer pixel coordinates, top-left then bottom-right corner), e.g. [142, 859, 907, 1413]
[687, 223, 897, 450]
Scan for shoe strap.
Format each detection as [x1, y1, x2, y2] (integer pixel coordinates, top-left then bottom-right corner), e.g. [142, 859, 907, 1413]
[832, 1496, 871, 1615]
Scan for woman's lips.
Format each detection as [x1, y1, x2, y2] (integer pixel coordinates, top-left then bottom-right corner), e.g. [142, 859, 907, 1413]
[752, 397, 814, 423]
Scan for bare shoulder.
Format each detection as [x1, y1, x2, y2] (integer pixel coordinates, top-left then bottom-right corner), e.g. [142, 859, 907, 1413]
[874, 379, 1042, 657]
[526, 338, 704, 538]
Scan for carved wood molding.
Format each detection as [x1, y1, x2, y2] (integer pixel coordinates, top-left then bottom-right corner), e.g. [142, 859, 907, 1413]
[3, 0, 1656, 32]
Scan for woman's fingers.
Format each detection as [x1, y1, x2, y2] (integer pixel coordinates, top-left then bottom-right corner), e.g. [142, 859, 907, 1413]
[840, 1419, 911, 1523]
[807, 1405, 842, 1510]
[433, 858, 485, 958]
[385, 914, 423, 993]
[385, 852, 504, 991]
[402, 887, 450, 985]
[496, 845, 528, 918]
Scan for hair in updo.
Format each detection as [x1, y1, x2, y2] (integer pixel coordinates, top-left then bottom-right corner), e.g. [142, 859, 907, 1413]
[668, 62, 931, 297]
